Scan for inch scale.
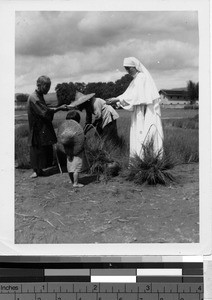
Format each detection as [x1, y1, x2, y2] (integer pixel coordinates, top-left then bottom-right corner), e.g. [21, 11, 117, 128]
[0, 282, 203, 300]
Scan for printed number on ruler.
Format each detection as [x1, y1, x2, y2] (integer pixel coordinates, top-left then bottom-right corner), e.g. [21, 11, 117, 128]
[0, 283, 203, 300]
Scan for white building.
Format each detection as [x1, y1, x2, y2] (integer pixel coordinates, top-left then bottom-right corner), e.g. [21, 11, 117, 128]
[159, 89, 189, 105]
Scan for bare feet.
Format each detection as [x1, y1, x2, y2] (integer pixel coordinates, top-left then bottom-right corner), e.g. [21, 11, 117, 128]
[30, 169, 44, 178]
[73, 183, 84, 188]
[30, 172, 38, 178]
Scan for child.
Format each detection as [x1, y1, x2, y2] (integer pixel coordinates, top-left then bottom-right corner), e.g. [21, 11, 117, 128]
[64, 110, 88, 188]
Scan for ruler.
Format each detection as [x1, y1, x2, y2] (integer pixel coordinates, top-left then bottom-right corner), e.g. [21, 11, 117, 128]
[0, 262, 204, 300]
[0, 282, 203, 300]
[0, 282, 204, 300]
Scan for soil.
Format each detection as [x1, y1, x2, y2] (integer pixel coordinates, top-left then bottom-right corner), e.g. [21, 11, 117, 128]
[15, 163, 199, 244]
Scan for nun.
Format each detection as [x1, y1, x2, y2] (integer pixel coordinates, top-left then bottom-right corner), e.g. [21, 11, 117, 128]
[107, 57, 164, 159]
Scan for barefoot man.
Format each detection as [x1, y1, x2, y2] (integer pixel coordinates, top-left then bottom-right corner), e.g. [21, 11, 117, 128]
[27, 75, 67, 178]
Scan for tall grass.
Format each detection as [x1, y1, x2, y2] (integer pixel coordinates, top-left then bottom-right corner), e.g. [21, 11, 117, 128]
[123, 143, 175, 185]
[15, 112, 199, 181]
[85, 134, 124, 180]
[15, 124, 30, 168]
[163, 127, 199, 164]
[163, 114, 198, 130]
[184, 104, 199, 110]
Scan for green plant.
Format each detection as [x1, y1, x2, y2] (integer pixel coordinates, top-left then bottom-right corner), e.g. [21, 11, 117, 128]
[15, 108, 199, 172]
[15, 124, 29, 139]
[184, 104, 199, 110]
[171, 118, 198, 130]
[123, 141, 175, 185]
[15, 124, 31, 168]
[85, 134, 125, 181]
[55, 82, 76, 106]
[15, 136, 31, 169]
[163, 114, 199, 130]
[86, 137, 112, 173]
[15, 93, 29, 103]
[163, 127, 199, 163]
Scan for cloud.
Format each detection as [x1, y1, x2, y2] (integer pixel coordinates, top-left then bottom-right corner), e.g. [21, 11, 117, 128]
[154, 68, 198, 90]
[144, 40, 198, 70]
[15, 11, 199, 93]
[16, 11, 198, 56]
[16, 11, 84, 56]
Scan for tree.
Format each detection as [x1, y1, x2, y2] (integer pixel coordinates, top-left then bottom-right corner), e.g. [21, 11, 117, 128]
[55, 82, 76, 106]
[196, 82, 199, 100]
[186, 80, 199, 104]
[85, 82, 106, 98]
[113, 74, 132, 97]
[74, 82, 86, 93]
[15, 93, 29, 103]
[85, 75, 132, 99]
[103, 81, 115, 99]
[55, 73, 133, 105]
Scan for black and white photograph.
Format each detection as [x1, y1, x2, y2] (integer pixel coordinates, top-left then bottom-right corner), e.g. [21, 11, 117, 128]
[14, 9, 201, 245]
[0, 0, 211, 254]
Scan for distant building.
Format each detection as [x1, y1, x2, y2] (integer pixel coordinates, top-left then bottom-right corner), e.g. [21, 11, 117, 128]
[159, 89, 189, 105]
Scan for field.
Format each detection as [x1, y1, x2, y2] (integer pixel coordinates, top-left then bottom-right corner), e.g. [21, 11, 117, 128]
[15, 107, 199, 244]
[15, 106, 198, 121]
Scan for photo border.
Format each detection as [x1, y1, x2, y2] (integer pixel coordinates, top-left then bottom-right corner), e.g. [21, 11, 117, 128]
[0, 0, 211, 257]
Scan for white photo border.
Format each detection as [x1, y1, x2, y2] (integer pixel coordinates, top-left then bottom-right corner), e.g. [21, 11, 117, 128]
[0, 0, 211, 257]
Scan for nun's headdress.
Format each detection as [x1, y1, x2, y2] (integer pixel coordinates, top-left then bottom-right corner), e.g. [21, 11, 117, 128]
[123, 57, 160, 103]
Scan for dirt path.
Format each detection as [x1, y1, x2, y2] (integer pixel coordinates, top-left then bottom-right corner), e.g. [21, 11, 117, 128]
[15, 163, 199, 244]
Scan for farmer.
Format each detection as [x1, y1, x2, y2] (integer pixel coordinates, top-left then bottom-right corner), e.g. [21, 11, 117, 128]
[27, 75, 68, 178]
[68, 91, 119, 143]
[62, 110, 89, 188]
[107, 57, 163, 159]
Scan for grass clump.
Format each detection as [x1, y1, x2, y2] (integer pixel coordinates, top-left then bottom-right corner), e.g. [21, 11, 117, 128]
[15, 124, 29, 139]
[171, 117, 198, 130]
[163, 127, 199, 164]
[15, 124, 30, 169]
[85, 135, 123, 181]
[123, 141, 175, 185]
[87, 140, 112, 174]
[163, 114, 199, 130]
[184, 104, 199, 110]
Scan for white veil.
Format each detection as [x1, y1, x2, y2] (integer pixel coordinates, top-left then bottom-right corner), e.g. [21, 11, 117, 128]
[123, 57, 160, 104]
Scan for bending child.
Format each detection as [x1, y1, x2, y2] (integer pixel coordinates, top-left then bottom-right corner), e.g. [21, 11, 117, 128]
[64, 110, 89, 188]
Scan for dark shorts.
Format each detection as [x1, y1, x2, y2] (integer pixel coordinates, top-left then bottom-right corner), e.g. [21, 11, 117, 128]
[30, 145, 53, 170]
[100, 120, 119, 145]
[96, 120, 118, 138]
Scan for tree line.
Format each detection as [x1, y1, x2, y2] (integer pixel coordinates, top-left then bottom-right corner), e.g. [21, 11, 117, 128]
[15, 77, 199, 105]
[55, 74, 133, 106]
[55, 78, 199, 106]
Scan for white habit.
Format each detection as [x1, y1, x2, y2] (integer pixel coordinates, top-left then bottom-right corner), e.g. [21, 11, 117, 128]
[117, 61, 163, 159]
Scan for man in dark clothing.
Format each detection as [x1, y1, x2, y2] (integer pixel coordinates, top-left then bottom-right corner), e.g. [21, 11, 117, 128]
[27, 76, 67, 178]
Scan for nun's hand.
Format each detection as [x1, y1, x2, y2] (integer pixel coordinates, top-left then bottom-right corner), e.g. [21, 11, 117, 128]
[60, 104, 69, 111]
[106, 98, 119, 105]
[66, 104, 75, 110]
[120, 100, 129, 107]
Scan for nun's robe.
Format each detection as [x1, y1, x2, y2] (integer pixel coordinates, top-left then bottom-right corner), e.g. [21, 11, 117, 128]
[117, 72, 163, 159]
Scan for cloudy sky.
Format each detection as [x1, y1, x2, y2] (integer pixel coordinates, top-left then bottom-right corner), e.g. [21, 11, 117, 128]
[15, 11, 199, 94]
